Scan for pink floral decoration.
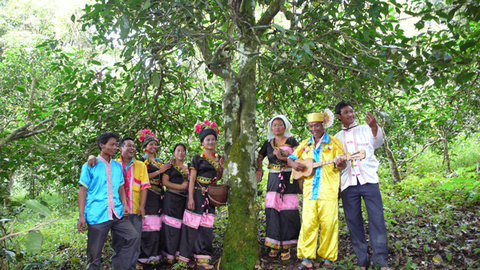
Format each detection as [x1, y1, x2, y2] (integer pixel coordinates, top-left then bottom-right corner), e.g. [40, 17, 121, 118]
[195, 123, 204, 133]
[138, 129, 157, 142]
[195, 119, 220, 134]
[211, 122, 220, 134]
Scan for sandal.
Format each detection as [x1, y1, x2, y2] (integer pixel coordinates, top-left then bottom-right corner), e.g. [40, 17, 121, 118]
[295, 262, 313, 270]
[280, 250, 291, 261]
[268, 248, 279, 257]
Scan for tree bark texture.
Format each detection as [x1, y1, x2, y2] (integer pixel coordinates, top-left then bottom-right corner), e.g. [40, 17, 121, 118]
[383, 135, 401, 185]
[442, 133, 452, 173]
[192, 0, 284, 267]
[219, 3, 260, 269]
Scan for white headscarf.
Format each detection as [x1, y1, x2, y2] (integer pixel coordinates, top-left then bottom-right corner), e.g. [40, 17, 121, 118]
[266, 115, 292, 141]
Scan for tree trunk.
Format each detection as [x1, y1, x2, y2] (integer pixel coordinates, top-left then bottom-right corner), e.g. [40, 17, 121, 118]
[442, 134, 452, 173]
[194, 1, 283, 267]
[1, 171, 14, 206]
[221, 11, 259, 270]
[383, 135, 401, 185]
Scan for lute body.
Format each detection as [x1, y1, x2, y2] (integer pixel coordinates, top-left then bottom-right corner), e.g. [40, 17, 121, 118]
[292, 150, 366, 180]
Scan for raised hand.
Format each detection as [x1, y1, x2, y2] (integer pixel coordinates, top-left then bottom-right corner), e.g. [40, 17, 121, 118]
[366, 111, 377, 128]
[366, 111, 378, 136]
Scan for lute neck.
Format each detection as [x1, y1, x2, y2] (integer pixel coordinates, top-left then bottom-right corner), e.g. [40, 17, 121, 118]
[312, 155, 352, 168]
[312, 159, 335, 168]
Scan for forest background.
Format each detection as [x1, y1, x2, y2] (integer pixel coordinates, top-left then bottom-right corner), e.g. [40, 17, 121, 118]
[0, 0, 479, 269]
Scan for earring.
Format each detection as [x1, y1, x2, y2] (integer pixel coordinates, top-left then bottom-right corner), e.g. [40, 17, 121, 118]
[201, 146, 205, 150]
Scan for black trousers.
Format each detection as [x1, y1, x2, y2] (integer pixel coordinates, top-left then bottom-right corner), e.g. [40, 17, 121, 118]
[86, 216, 140, 270]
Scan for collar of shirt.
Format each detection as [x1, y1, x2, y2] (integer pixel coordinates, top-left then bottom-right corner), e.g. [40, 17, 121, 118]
[120, 156, 134, 171]
[307, 132, 330, 149]
[342, 121, 358, 130]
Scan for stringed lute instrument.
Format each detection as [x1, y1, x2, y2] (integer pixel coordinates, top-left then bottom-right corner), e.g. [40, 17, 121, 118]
[292, 150, 366, 180]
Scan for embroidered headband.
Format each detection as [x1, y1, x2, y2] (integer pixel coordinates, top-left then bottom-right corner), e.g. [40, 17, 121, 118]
[138, 129, 158, 148]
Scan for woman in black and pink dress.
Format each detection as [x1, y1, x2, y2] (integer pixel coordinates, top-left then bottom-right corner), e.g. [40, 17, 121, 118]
[256, 115, 300, 261]
[138, 129, 171, 265]
[178, 120, 224, 270]
[160, 143, 189, 263]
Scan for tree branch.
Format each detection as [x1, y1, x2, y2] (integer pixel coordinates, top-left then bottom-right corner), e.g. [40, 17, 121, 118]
[398, 137, 444, 166]
[255, 0, 284, 37]
[0, 219, 58, 242]
[0, 118, 54, 148]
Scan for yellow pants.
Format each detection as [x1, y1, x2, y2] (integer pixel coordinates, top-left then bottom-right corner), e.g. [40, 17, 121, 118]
[297, 198, 338, 261]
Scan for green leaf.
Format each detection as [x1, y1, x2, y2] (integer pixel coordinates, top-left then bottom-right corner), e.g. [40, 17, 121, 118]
[446, 252, 452, 261]
[363, 26, 370, 42]
[16, 85, 26, 93]
[25, 199, 51, 218]
[152, 72, 160, 88]
[455, 71, 476, 84]
[71, 14, 76, 22]
[460, 40, 476, 52]
[124, 82, 135, 98]
[142, 0, 151, 10]
[273, 24, 286, 34]
[215, 0, 223, 9]
[3, 249, 15, 262]
[26, 230, 43, 254]
[369, 4, 379, 22]
[302, 42, 313, 56]
[384, 71, 394, 85]
[120, 15, 130, 40]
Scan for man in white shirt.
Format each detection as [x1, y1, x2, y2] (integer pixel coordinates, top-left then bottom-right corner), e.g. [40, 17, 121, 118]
[334, 102, 388, 270]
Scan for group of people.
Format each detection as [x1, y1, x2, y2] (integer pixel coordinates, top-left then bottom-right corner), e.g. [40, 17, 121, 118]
[77, 120, 223, 270]
[77, 101, 388, 270]
[256, 101, 388, 270]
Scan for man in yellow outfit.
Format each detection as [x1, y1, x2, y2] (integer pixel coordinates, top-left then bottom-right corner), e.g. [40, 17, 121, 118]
[288, 110, 346, 269]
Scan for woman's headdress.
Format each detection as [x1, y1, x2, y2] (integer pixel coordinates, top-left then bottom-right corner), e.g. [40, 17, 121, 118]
[138, 129, 158, 148]
[266, 115, 292, 141]
[195, 120, 220, 142]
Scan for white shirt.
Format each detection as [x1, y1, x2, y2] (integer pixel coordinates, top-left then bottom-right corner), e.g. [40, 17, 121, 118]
[335, 124, 384, 191]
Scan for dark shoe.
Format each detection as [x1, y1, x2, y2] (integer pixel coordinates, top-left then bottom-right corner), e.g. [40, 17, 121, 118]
[295, 262, 313, 270]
